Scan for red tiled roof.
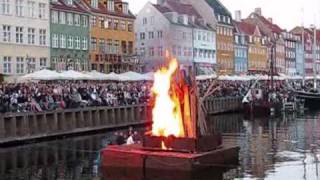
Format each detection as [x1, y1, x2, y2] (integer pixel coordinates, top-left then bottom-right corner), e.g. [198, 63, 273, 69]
[166, 0, 200, 18]
[81, 0, 135, 19]
[51, 0, 88, 14]
[153, 4, 172, 13]
[317, 30, 320, 42]
[235, 21, 256, 35]
[255, 13, 283, 34]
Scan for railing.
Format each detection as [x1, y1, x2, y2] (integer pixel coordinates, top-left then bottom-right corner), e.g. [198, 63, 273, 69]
[204, 97, 243, 115]
[0, 105, 150, 144]
[0, 97, 243, 144]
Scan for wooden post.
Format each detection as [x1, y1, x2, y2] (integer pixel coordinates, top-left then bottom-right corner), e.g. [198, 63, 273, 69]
[79, 110, 84, 128]
[70, 111, 76, 130]
[111, 109, 116, 125]
[11, 116, 17, 138]
[22, 115, 30, 136]
[0, 115, 5, 139]
[53, 112, 58, 132]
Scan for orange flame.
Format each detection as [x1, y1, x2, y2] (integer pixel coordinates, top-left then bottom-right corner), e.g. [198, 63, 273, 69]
[151, 59, 185, 138]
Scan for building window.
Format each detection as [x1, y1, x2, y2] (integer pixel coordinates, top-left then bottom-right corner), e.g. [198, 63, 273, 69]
[143, 18, 147, 25]
[122, 3, 128, 14]
[2, 25, 11, 42]
[60, 34, 66, 48]
[27, 1, 35, 17]
[16, 57, 24, 74]
[39, 29, 46, 45]
[82, 16, 88, 27]
[140, 32, 145, 40]
[75, 36, 80, 49]
[52, 10, 58, 23]
[27, 57, 36, 73]
[128, 22, 133, 32]
[40, 57, 47, 69]
[16, 26, 23, 43]
[74, 14, 80, 26]
[120, 21, 126, 31]
[3, 56, 12, 74]
[15, 0, 23, 16]
[91, 16, 96, 27]
[82, 37, 87, 50]
[59, 11, 65, 24]
[67, 13, 73, 25]
[99, 16, 104, 28]
[66, 0, 72, 5]
[27, 28, 35, 44]
[67, 36, 73, 49]
[107, 39, 112, 53]
[158, 46, 163, 57]
[157, 31, 163, 38]
[52, 34, 58, 48]
[1, 0, 10, 15]
[113, 19, 119, 30]
[39, 3, 46, 19]
[149, 47, 154, 56]
[99, 38, 105, 52]
[114, 40, 119, 54]
[91, 37, 97, 51]
[91, 0, 98, 8]
[148, 31, 154, 39]
[107, 0, 114, 12]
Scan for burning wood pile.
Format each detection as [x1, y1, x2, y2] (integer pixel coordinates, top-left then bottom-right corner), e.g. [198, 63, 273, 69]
[144, 59, 222, 152]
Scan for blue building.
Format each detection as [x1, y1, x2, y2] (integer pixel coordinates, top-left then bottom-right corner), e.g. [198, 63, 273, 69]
[296, 40, 304, 76]
[234, 21, 248, 74]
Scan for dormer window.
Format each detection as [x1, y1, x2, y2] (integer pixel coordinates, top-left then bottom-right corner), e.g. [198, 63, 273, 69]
[108, 0, 114, 12]
[218, 15, 221, 22]
[227, 17, 231, 24]
[66, 0, 72, 5]
[91, 0, 98, 8]
[122, 2, 128, 14]
[223, 16, 226, 23]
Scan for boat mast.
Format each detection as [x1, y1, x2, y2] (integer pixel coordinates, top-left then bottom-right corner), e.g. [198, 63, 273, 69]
[312, 24, 317, 90]
[302, 26, 306, 86]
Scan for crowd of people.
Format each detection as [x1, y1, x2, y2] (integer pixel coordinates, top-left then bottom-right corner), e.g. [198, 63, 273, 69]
[0, 82, 152, 113]
[1, 77, 310, 113]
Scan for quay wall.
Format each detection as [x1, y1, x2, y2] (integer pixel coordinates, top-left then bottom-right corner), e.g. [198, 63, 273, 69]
[0, 97, 243, 145]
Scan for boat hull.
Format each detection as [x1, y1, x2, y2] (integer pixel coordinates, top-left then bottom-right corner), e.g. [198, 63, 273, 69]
[296, 91, 320, 109]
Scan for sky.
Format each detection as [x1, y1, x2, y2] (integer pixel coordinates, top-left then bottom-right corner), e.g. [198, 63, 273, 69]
[124, 0, 320, 30]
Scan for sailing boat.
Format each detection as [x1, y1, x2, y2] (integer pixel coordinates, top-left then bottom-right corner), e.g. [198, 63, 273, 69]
[296, 26, 320, 109]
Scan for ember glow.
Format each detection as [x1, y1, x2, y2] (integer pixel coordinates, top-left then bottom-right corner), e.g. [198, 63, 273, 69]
[151, 59, 185, 138]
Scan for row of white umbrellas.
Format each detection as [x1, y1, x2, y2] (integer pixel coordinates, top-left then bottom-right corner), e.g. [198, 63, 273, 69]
[20, 69, 314, 82]
[19, 69, 154, 81]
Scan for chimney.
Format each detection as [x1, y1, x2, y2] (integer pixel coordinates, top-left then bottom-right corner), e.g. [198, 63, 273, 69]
[183, 14, 188, 25]
[235, 10, 241, 22]
[157, 0, 165, 5]
[254, 8, 262, 16]
[268, 17, 273, 23]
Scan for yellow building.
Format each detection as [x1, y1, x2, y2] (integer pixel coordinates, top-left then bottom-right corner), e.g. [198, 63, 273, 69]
[82, 0, 135, 73]
[206, 0, 234, 74]
[237, 21, 268, 73]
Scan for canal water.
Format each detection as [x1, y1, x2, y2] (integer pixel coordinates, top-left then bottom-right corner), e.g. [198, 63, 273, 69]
[1, 111, 320, 180]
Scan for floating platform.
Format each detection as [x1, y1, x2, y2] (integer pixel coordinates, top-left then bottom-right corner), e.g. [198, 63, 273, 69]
[101, 143, 239, 179]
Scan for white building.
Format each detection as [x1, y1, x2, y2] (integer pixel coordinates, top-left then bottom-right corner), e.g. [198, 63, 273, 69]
[135, 0, 216, 73]
[0, 0, 50, 80]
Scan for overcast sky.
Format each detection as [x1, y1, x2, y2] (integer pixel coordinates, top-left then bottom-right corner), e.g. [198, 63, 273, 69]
[124, 0, 320, 30]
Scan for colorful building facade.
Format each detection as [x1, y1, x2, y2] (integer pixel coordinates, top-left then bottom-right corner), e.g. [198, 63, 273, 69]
[0, 0, 50, 80]
[82, 0, 135, 73]
[245, 8, 286, 74]
[234, 20, 248, 74]
[206, 0, 234, 74]
[135, 0, 216, 74]
[50, 0, 90, 71]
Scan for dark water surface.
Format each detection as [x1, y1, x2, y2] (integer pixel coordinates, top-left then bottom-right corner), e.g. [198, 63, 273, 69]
[1, 112, 320, 180]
